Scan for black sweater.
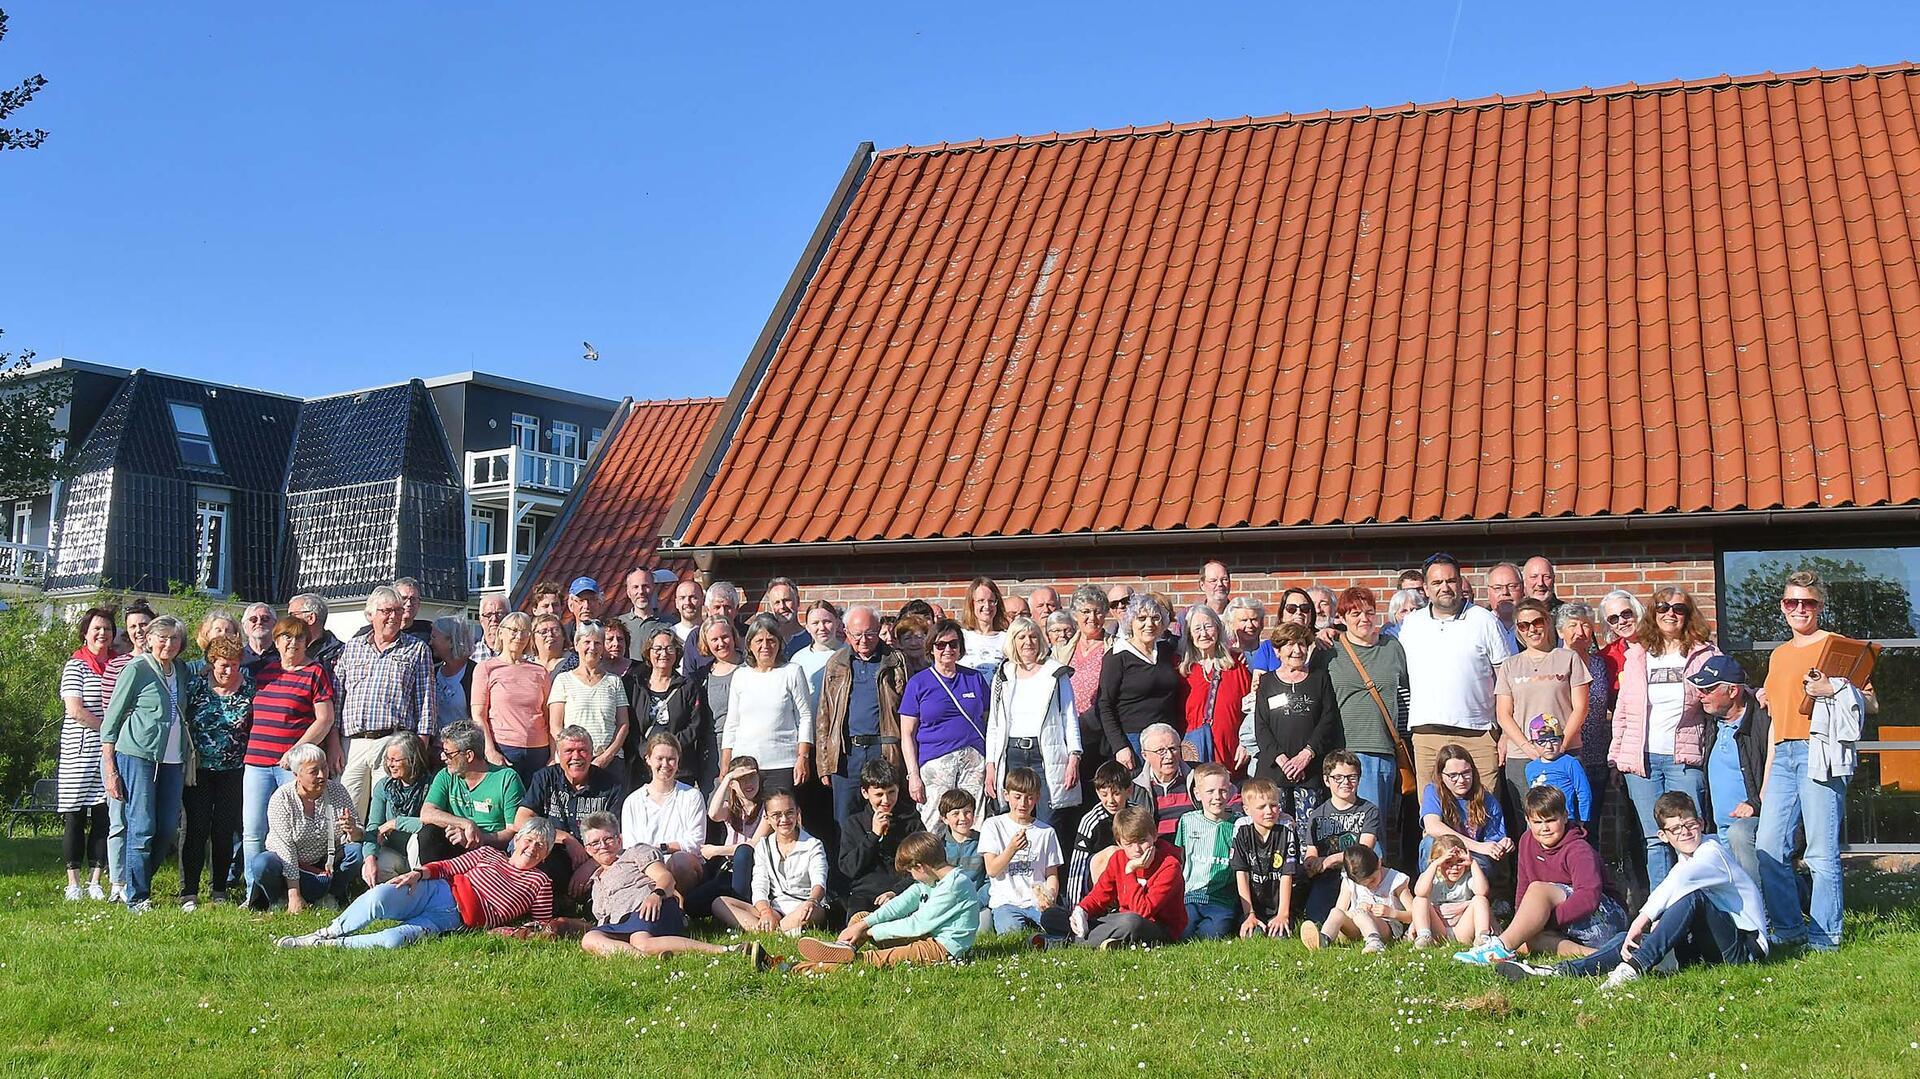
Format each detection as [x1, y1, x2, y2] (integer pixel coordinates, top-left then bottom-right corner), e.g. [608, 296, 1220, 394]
[1250, 668, 1341, 783]
[835, 804, 928, 911]
[1097, 642, 1188, 751]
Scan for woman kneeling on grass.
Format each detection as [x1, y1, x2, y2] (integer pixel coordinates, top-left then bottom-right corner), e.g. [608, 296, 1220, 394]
[576, 811, 770, 967]
[277, 819, 556, 949]
[788, 831, 982, 972]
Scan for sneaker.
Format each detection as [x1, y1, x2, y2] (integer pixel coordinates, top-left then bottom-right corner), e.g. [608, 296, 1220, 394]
[126, 899, 153, 914]
[209, 890, 229, 906]
[1453, 938, 1515, 966]
[794, 938, 856, 965]
[1412, 931, 1435, 950]
[179, 897, 198, 912]
[63, 884, 83, 902]
[1494, 959, 1557, 982]
[1300, 920, 1323, 951]
[1096, 938, 1124, 952]
[1361, 936, 1386, 955]
[738, 941, 773, 972]
[107, 886, 124, 904]
[1028, 933, 1053, 951]
[1601, 962, 1641, 991]
[276, 927, 342, 948]
[87, 882, 107, 901]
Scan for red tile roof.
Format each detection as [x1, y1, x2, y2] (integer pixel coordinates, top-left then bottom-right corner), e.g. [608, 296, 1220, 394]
[529, 397, 723, 596]
[679, 64, 1920, 549]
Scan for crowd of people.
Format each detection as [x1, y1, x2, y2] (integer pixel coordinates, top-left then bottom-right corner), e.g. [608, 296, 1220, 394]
[51, 554, 1865, 985]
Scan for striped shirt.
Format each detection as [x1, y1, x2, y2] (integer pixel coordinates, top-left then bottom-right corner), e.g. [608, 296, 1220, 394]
[424, 846, 554, 927]
[547, 671, 628, 755]
[335, 634, 436, 739]
[264, 780, 361, 886]
[57, 658, 108, 811]
[247, 661, 336, 769]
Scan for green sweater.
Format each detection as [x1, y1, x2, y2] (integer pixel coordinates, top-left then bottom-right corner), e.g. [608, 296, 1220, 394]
[1325, 635, 1409, 757]
[100, 655, 183, 764]
[866, 866, 983, 958]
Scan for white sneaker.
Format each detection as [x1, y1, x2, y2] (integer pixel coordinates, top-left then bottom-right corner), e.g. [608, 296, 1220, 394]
[1362, 937, 1386, 955]
[63, 884, 83, 902]
[276, 928, 340, 948]
[179, 898, 198, 913]
[1601, 963, 1641, 991]
[107, 886, 124, 904]
[126, 899, 153, 914]
[1412, 931, 1435, 949]
[86, 882, 107, 901]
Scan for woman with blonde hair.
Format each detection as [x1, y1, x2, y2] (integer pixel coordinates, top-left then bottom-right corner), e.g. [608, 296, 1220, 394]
[984, 616, 1081, 823]
[1608, 585, 1718, 890]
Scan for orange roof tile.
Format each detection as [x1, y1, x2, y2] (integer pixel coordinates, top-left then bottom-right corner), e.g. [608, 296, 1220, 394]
[528, 397, 723, 596]
[678, 64, 1920, 549]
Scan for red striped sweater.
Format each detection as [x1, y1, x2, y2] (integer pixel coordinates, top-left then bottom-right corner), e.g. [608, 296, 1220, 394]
[422, 847, 553, 927]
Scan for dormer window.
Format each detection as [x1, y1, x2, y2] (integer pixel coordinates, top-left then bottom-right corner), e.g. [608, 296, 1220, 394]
[168, 402, 219, 467]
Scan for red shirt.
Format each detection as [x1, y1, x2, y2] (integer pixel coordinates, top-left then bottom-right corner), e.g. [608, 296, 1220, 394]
[426, 846, 554, 927]
[1077, 839, 1187, 938]
[1599, 638, 1629, 700]
[245, 661, 336, 768]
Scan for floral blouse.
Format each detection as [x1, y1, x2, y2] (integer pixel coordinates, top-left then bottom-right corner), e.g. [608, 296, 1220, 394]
[185, 670, 255, 772]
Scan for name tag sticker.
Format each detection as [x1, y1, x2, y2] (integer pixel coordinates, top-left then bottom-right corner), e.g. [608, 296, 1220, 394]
[1267, 693, 1290, 709]
[473, 799, 493, 814]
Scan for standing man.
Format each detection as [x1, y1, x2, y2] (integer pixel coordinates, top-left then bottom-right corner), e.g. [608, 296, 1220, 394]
[471, 595, 509, 663]
[706, 581, 743, 628]
[1523, 556, 1563, 612]
[815, 604, 909, 837]
[1396, 553, 1511, 789]
[669, 578, 705, 652]
[1027, 586, 1062, 623]
[1199, 561, 1232, 614]
[529, 581, 564, 619]
[1104, 584, 1134, 637]
[619, 567, 674, 655]
[354, 578, 433, 642]
[240, 603, 278, 672]
[334, 586, 438, 818]
[1483, 562, 1524, 654]
[760, 577, 807, 659]
[287, 592, 346, 677]
[565, 578, 604, 638]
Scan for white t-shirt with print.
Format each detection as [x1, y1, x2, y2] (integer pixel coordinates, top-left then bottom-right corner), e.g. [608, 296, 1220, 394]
[1645, 652, 1688, 755]
[978, 814, 1062, 910]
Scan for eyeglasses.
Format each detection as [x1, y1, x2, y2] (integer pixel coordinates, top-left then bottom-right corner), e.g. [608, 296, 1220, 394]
[1604, 610, 1637, 624]
[479, 611, 503, 621]
[1441, 769, 1474, 781]
[1327, 773, 1360, 785]
[1783, 597, 1822, 610]
[1655, 601, 1691, 617]
[372, 607, 403, 617]
[1145, 745, 1180, 758]
[1659, 819, 1703, 837]
[931, 639, 961, 651]
[583, 835, 619, 849]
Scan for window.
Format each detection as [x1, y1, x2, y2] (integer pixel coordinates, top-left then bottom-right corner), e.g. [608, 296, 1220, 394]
[168, 403, 219, 467]
[512, 413, 540, 452]
[9, 501, 28, 545]
[551, 421, 580, 459]
[588, 426, 605, 458]
[194, 497, 230, 593]
[468, 508, 495, 559]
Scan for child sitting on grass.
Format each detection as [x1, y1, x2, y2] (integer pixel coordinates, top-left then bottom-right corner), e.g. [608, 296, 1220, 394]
[713, 790, 827, 937]
[836, 759, 926, 917]
[1409, 834, 1491, 948]
[1231, 777, 1301, 938]
[1066, 762, 1136, 901]
[979, 767, 1069, 937]
[1174, 763, 1240, 940]
[937, 788, 988, 893]
[1455, 784, 1625, 965]
[1301, 844, 1412, 954]
[792, 832, 984, 971]
[1521, 714, 1592, 827]
[1070, 806, 1187, 948]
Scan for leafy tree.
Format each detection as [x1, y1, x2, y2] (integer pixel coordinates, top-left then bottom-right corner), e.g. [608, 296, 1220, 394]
[0, 9, 45, 153]
[1720, 554, 1916, 648]
[0, 9, 61, 501]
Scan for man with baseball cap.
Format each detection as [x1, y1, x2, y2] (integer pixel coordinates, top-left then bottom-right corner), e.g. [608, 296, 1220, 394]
[1687, 656, 1771, 887]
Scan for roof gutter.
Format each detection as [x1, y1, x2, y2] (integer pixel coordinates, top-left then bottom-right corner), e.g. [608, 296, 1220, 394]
[671, 504, 1920, 562]
[510, 395, 637, 608]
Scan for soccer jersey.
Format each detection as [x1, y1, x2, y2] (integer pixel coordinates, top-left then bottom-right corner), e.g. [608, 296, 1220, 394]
[1174, 810, 1239, 907]
[1228, 815, 1302, 917]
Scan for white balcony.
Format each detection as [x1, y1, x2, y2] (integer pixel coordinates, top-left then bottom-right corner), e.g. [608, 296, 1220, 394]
[469, 553, 530, 594]
[0, 542, 47, 586]
[466, 447, 582, 496]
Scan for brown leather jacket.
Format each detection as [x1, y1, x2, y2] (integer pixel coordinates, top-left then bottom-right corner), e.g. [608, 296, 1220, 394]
[814, 644, 908, 777]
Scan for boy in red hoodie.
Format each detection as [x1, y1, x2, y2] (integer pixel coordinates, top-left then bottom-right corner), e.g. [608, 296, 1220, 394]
[1455, 784, 1626, 965]
[1070, 806, 1186, 948]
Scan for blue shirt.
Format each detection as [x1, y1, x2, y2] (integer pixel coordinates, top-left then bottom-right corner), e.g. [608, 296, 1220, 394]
[1524, 754, 1593, 824]
[847, 653, 883, 738]
[1419, 783, 1508, 844]
[1706, 717, 1748, 829]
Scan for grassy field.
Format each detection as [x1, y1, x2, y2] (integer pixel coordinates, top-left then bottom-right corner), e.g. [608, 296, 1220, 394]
[1, 838, 1918, 1078]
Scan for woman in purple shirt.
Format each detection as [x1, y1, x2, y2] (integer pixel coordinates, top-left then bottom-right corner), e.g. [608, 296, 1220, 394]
[899, 619, 990, 830]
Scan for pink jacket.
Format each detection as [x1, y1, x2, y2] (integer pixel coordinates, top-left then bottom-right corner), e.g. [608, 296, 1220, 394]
[1608, 641, 1717, 775]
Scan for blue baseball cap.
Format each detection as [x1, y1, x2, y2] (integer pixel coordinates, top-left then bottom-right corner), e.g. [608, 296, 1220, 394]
[1685, 655, 1747, 690]
[568, 576, 601, 597]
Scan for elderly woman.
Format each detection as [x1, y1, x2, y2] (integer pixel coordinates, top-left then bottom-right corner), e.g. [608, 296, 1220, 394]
[690, 615, 744, 789]
[900, 618, 990, 828]
[429, 616, 474, 725]
[1609, 586, 1718, 890]
[179, 635, 254, 908]
[418, 720, 527, 863]
[473, 611, 552, 782]
[1596, 588, 1644, 698]
[578, 811, 759, 962]
[618, 733, 709, 894]
[1556, 602, 1614, 810]
[100, 615, 192, 911]
[191, 610, 241, 667]
[532, 612, 571, 674]
[277, 818, 556, 949]
[1179, 603, 1250, 768]
[985, 616, 1082, 824]
[361, 732, 431, 885]
[1057, 585, 1112, 762]
[243, 615, 339, 893]
[960, 577, 1011, 677]
[601, 619, 634, 680]
[545, 620, 630, 771]
[721, 615, 815, 794]
[1096, 595, 1187, 774]
[248, 743, 363, 912]
[628, 629, 696, 787]
[1382, 587, 1427, 638]
[58, 606, 116, 901]
[892, 613, 931, 674]
[1224, 596, 1272, 672]
[1249, 622, 1339, 821]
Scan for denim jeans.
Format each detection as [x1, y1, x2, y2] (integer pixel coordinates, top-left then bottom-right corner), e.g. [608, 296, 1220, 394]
[1183, 898, 1235, 940]
[1001, 741, 1054, 825]
[832, 741, 886, 835]
[326, 877, 466, 948]
[246, 847, 364, 909]
[1721, 815, 1762, 892]
[1354, 752, 1397, 854]
[990, 902, 1071, 936]
[242, 764, 292, 891]
[1557, 888, 1763, 976]
[115, 753, 185, 905]
[106, 795, 126, 892]
[499, 744, 551, 788]
[1623, 753, 1705, 890]
[1755, 739, 1848, 949]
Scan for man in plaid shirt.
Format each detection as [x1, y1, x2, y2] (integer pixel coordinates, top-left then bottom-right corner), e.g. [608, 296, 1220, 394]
[335, 584, 437, 817]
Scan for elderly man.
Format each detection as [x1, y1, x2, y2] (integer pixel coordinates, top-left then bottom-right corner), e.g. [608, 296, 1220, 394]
[471, 594, 509, 662]
[565, 577, 605, 637]
[1028, 586, 1062, 623]
[619, 567, 674, 658]
[515, 724, 627, 907]
[706, 580, 743, 628]
[1130, 723, 1194, 839]
[1200, 561, 1233, 613]
[287, 592, 346, 676]
[247, 743, 363, 913]
[1397, 553, 1511, 789]
[353, 577, 433, 642]
[760, 576, 808, 659]
[815, 604, 910, 833]
[1523, 556, 1563, 611]
[240, 603, 277, 672]
[1104, 584, 1135, 637]
[1482, 562, 1525, 653]
[335, 586, 438, 817]
[418, 720, 527, 863]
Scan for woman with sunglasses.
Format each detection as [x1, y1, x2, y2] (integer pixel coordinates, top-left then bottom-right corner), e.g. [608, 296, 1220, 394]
[899, 618, 990, 829]
[1596, 590, 1643, 699]
[1608, 586, 1718, 890]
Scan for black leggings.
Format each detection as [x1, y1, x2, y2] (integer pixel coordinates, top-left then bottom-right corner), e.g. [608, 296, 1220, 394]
[63, 804, 108, 871]
[180, 768, 245, 896]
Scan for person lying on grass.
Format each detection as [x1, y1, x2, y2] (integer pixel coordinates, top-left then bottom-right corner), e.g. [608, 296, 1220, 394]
[1068, 805, 1186, 948]
[712, 790, 827, 936]
[1300, 843, 1412, 953]
[276, 818, 556, 949]
[1408, 834, 1491, 948]
[1455, 783, 1627, 966]
[1496, 791, 1769, 988]
[573, 811, 769, 966]
[789, 831, 983, 971]
[1231, 776, 1301, 939]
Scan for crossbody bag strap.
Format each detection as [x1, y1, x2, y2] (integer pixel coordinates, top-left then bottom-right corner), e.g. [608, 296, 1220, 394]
[1338, 636, 1410, 759]
[934, 670, 987, 742]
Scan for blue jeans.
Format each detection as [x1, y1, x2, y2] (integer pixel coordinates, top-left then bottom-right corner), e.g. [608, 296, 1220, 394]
[1623, 754, 1704, 890]
[246, 848, 364, 909]
[326, 877, 466, 948]
[990, 903, 1071, 936]
[1755, 740, 1848, 949]
[115, 753, 184, 905]
[832, 741, 886, 835]
[106, 795, 126, 892]
[1000, 740, 1054, 825]
[499, 744, 551, 787]
[1557, 888, 1764, 976]
[1721, 816, 1762, 892]
[1183, 898, 1234, 940]
[242, 764, 292, 891]
[1354, 752, 1397, 854]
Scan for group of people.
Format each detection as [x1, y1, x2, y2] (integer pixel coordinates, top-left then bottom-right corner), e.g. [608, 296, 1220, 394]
[52, 555, 1864, 984]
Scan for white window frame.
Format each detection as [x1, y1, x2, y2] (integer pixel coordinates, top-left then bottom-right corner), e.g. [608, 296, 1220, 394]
[588, 426, 605, 458]
[194, 495, 230, 593]
[468, 507, 495, 559]
[169, 402, 219, 467]
[550, 420, 581, 459]
[512, 413, 540, 453]
[9, 501, 29, 545]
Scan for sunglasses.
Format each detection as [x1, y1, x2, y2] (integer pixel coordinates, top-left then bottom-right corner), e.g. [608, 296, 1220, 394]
[1282, 603, 1313, 615]
[1515, 618, 1547, 631]
[1783, 597, 1822, 610]
[1108, 599, 1130, 610]
[1605, 610, 1637, 624]
[1655, 601, 1691, 617]
[931, 639, 962, 651]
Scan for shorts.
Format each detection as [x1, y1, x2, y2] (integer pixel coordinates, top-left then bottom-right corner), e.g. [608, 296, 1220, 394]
[597, 897, 687, 938]
[1552, 885, 1628, 949]
[1437, 900, 1473, 926]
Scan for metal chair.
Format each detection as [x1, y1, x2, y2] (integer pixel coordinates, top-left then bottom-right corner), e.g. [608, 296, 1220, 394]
[4, 778, 62, 838]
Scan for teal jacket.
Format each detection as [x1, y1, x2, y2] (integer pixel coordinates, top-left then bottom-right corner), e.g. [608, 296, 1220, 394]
[865, 865, 983, 958]
[100, 655, 183, 764]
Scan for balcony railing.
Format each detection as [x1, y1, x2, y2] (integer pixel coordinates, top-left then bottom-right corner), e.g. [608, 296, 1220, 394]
[0, 541, 47, 586]
[468, 553, 530, 593]
[466, 447, 582, 495]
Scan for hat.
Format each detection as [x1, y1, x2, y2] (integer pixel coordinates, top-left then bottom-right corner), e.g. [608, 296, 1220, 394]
[1525, 713, 1563, 745]
[1685, 655, 1747, 690]
[568, 576, 601, 597]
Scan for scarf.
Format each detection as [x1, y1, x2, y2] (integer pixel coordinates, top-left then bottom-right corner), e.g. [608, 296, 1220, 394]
[72, 646, 111, 679]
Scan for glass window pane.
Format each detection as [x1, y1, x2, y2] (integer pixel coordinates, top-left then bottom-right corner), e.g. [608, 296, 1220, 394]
[168, 402, 210, 437]
[1721, 548, 1920, 649]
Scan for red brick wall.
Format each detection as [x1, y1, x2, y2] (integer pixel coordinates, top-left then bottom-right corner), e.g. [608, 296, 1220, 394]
[706, 533, 1719, 627]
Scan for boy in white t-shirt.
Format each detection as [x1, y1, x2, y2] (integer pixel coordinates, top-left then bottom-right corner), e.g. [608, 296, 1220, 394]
[978, 767, 1070, 939]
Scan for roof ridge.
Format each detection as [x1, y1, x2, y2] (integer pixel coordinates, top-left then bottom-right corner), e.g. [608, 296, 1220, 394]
[875, 61, 1920, 158]
[631, 395, 724, 408]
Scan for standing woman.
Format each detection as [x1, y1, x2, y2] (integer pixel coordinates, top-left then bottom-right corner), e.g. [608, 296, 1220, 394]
[627, 629, 696, 788]
[891, 613, 931, 675]
[1596, 590, 1643, 700]
[959, 577, 1011, 678]
[1325, 587, 1411, 827]
[57, 607, 116, 901]
[1059, 585, 1113, 766]
[1556, 602, 1614, 814]
[532, 613, 571, 675]
[244, 615, 339, 894]
[1179, 603, 1251, 768]
[690, 616, 744, 790]
[1608, 585, 1717, 891]
[789, 601, 843, 707]
[899, 618, 990, 828]
[100, 615, 191, 911]
[179, 636, 254, 908]
[1096, 595, 1187, 774]
[984, 616, 1081, 824]
[430, 616, 474, 726]
[545, 621, 630, 772]
[720, 615, 815, 795]
[601, 620, 634, 681]
[1044, 611, 1076, 652]
[471, 612, 552, 783]
[1250, 622, 1340, 823]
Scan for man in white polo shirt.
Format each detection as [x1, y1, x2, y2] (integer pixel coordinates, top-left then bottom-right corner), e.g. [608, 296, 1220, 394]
[1396, 552, 1511, 789]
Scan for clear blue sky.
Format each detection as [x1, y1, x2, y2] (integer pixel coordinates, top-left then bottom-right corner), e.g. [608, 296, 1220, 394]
[3, 1, 1915, 402]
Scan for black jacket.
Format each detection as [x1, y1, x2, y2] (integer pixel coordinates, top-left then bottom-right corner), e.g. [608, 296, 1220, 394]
[1700, 688, 1773, 813]
[1096, 641, 1187, 751]
[623, 671, 697, 787]
[834, 804, 927, 911]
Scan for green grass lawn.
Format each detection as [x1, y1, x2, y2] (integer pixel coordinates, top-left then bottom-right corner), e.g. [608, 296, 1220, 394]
[1, 838, 1918, 1078]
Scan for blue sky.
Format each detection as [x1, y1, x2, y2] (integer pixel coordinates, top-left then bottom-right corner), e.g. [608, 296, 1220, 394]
[3, 2, 1916, 402]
